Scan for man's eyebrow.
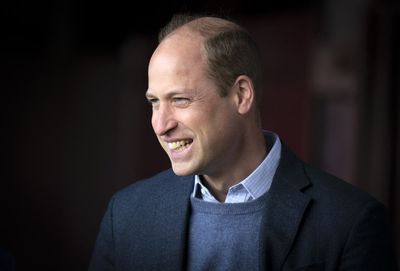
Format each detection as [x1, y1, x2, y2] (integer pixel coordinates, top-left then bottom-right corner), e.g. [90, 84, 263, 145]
[145, 89, 195, 99]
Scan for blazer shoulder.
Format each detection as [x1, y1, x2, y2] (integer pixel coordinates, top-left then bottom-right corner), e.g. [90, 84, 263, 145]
[115, 169, 173, 197]
[278, 144, 379, 206]
[303, 163, 384, 209]
[112, 169, 193, 205]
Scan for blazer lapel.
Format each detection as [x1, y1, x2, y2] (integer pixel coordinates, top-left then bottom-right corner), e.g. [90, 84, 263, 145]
[260, 145, 311, 271]
[150, 174, 194, 271]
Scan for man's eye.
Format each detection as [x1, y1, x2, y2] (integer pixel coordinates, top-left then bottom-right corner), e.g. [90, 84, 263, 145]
[147, 98, 159, 106]
[172, 98, 190, 106]
[147, 99, 158, 105]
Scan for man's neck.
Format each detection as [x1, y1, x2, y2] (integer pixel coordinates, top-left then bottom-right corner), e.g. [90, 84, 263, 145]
[201, 131, 268, 202]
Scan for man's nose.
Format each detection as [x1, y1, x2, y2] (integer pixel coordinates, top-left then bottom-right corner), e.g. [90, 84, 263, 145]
[152, 104, 178, 136]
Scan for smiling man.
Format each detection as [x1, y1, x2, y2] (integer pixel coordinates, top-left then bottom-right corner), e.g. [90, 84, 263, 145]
[89, 14, 398, 271]
[145, 22, 267, 202]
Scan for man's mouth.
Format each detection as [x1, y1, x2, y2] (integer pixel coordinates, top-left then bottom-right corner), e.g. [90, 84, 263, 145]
[167, 139, 193, 151]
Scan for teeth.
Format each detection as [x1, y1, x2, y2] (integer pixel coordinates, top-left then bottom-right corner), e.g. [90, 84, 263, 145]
[168, 140, 191, 151]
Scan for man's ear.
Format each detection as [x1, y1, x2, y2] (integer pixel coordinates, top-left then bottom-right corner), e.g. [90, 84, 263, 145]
[232, 75, 255, 115]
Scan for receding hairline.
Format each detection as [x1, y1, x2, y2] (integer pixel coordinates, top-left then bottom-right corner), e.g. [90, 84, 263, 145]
[161, 16, 242, 41]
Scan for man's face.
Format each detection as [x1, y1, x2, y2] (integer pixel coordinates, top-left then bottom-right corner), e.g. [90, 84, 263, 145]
[146, 32, 242, 177]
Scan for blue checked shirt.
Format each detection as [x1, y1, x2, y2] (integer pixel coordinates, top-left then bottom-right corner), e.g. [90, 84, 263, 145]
[192, 130, 281, 203]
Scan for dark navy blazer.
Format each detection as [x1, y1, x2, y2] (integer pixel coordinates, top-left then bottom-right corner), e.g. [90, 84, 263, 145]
[89, 145, 398, 271]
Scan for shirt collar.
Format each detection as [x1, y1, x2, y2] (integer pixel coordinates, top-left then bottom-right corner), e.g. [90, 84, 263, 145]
[192, 130, 281, 203]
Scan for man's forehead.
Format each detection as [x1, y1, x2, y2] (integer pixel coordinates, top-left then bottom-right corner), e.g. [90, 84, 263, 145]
[150, 40, 204, 73]
[146, 88, 196, 98]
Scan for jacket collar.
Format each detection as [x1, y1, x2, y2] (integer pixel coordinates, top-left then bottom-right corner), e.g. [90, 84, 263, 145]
[260, 143, 311, 270]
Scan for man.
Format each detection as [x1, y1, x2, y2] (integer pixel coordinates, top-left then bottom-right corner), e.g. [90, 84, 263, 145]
[89, 14, 398, 270]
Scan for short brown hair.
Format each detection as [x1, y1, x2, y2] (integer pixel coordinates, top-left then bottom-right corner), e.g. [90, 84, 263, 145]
[158, 14, 264, 106]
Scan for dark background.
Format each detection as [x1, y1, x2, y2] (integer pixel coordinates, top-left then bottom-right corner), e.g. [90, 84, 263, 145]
[2, 0, 399, 270]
